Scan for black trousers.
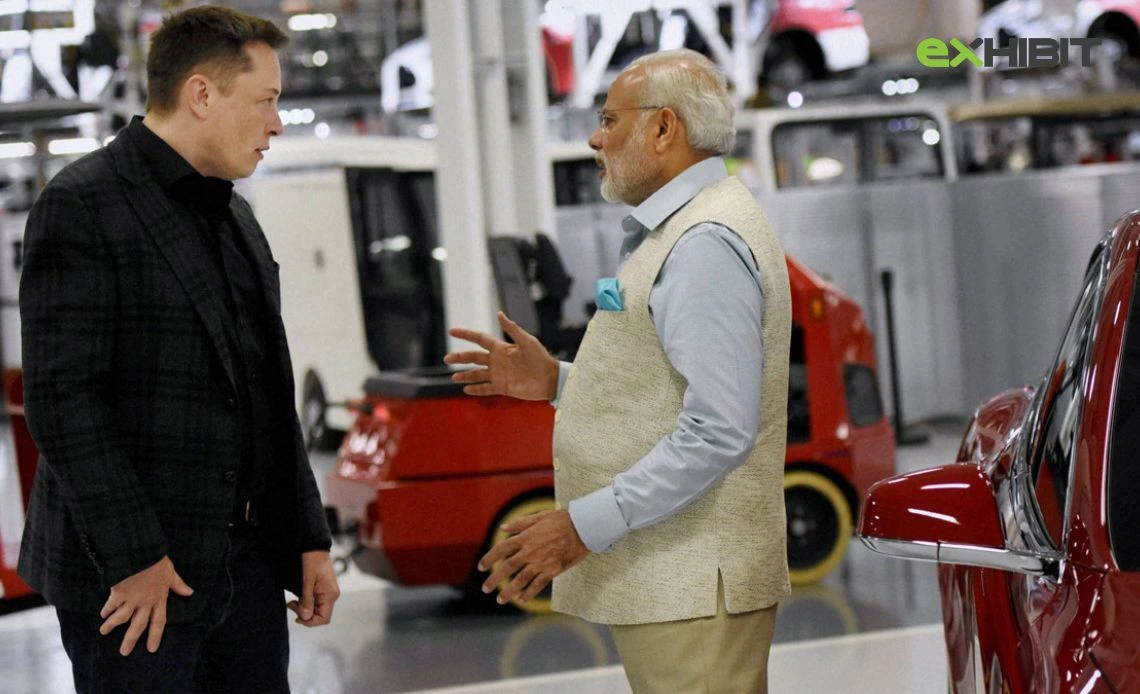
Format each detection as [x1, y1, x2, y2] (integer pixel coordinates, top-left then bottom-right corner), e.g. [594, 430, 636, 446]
[56, 525, 290, 694]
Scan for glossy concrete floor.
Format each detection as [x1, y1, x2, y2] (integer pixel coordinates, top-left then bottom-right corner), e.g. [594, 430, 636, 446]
[0, 424, 964, 694]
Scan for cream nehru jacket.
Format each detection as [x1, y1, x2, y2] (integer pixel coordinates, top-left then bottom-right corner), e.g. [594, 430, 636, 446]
[552, 176, 792, 625]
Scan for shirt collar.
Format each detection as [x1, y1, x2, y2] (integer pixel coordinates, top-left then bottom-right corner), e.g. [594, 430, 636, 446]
[125, 116, 234, 216]
[628, 156, 727, 232]
[125, 116, 198, 191]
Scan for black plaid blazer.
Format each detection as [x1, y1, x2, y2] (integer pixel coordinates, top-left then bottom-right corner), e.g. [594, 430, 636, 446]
[17, 130, 330, 622]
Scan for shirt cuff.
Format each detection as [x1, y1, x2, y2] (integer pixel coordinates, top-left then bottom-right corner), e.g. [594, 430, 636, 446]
[568, 486, 630, 553]
[551, 361, 572, 407]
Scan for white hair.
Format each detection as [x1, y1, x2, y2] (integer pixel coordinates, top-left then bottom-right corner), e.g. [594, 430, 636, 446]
[628, 49, 735, 155]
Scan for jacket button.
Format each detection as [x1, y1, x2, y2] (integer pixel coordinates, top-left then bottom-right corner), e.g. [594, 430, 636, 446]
[226, 397, 236, 410]
[552, 457, 560, 471]
[223, 470, 237, 484]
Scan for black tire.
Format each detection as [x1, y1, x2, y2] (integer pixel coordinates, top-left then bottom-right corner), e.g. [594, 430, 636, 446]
[1089, 29, 1133, 64]
[1088, 13, 1140, 62]
[784, 470, 853, 585]
[764, 51, 812, 91]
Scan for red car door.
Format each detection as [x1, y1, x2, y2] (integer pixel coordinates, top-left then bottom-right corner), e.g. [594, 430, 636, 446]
[971, 228, 1138, 693]
[950, 243, 1114, 693]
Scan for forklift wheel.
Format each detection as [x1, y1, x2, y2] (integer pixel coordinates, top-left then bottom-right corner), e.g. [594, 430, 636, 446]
[784, 470, 853, 585]
[489, 496, 556, 615]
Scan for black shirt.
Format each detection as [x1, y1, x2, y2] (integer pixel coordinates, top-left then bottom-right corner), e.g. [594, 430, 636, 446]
[125, 117, 281, 522]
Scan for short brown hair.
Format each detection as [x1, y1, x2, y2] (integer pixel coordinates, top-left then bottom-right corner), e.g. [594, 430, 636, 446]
[146, 5, 288, 114]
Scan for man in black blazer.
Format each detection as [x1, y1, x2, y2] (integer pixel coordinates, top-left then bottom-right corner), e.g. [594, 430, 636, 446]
[18, 6, 338, 692]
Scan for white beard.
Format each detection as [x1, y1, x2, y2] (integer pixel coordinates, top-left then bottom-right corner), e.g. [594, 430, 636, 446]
[599, 128, 655, 205]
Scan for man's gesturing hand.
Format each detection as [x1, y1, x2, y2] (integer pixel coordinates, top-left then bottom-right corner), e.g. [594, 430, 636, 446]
[99, 556, 193, 656]
[287, 550, 340, 627]
[478, 509, 590, 606]
[444, 311, 560, 401]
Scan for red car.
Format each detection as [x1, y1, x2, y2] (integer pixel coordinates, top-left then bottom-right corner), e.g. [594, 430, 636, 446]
[326, 255, 896, 612]
[858, 212, 1140, 693]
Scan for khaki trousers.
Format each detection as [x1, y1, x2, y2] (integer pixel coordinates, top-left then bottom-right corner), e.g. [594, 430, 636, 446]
[609, 576, 778, 694]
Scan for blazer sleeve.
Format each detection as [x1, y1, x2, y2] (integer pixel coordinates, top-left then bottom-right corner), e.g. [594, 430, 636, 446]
[19, 182, 168, 587]
[292, 415, 332, 552]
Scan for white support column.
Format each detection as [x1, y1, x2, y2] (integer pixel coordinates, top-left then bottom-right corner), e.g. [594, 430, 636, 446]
[503, 0, 557, 241]
[472, 3, 520, 237]
[731, 0, 753, 104]
[681, 2, 734, 69]
[424, 0, 496, 339]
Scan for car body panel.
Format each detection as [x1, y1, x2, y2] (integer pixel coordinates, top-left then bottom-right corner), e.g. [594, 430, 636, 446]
[859, 212, 1140, 693]
[1086, 571, 1140, 690]
[771, 0, 865, 35]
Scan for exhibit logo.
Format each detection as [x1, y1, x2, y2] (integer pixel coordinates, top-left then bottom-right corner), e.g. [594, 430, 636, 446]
[917, 37, 1103, 69]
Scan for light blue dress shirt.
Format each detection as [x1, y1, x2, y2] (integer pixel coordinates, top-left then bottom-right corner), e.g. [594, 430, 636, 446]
[557, 157, 767, 553]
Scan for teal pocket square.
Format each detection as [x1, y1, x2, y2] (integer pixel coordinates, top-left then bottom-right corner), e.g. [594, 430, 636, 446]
[596, 277, 623, 311]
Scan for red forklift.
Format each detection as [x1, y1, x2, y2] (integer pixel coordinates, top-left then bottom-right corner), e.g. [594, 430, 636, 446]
[325, 250, 896, 613]
[1, 369, 37, 602]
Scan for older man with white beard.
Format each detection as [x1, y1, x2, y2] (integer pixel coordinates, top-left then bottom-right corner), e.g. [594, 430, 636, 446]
[445, 48, 791, 693]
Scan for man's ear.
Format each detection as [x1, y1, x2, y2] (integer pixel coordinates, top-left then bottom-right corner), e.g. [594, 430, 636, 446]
[184, 74, 211, 118]
[654, 107, 683, 153]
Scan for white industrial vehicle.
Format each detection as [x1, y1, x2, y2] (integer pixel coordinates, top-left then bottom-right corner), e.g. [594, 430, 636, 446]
[240, 136, 609, 448]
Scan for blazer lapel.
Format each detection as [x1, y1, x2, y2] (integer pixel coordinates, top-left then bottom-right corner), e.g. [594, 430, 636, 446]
[229, 198, 282, 318]
[108, 136, 241, 396]
[228, 196, 294, 390]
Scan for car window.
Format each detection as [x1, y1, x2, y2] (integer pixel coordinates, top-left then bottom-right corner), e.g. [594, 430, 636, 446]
[771, 114, 944, 189]
[1029, 252, 1102, 548]
[1109, 247, 1140, 571]
[346, 169, 446, 370]
[772, 120, 859, 189]
[844, 364, 884, 428]
[955, 114, 1140, 175]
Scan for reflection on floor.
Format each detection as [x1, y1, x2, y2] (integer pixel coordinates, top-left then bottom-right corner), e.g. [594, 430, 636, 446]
[410, 624, 947, 693]
[0, 424, 963, 694]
